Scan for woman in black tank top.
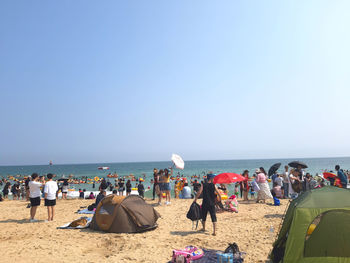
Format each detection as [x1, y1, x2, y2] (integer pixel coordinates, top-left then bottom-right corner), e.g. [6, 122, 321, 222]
[194, 173, 221, 236]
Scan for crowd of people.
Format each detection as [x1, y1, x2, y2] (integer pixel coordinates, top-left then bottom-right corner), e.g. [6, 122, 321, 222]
[0, 164, 348, 228]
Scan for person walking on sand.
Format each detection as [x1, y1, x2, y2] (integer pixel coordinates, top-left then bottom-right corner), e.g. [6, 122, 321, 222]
[256, 168, 273, 203]
[194, 173, 221, 236]
[29, 173, 45, 222]
[44, 173, 58, 221]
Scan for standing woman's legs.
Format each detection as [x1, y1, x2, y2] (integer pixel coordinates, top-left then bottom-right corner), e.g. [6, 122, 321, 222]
[201, 205, 209, 231]
[47, 206, 51, 221]
[208, 205, 217, 235]
[152, 184, 156, 200]
[243, 190, 248, 201]
[30, 206, 38, 220]
[158, 184, 162, 204]
[166, 190, 170, 203]
[166, 183, 171, 203]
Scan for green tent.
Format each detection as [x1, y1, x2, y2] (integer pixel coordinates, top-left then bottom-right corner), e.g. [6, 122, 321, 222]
[271, 186, 350, 263]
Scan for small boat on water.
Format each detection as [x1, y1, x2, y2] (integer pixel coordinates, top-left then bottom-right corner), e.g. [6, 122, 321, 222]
[98, 166, 110, 170]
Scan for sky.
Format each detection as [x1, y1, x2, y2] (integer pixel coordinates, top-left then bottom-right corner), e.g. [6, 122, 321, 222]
[1, 0, 350, 165]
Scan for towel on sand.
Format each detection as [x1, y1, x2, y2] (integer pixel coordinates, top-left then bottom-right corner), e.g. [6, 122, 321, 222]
[57, 217, 92, 229]
[76, 208, 95, 214]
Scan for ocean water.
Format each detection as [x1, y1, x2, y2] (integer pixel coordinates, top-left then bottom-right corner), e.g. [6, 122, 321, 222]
[1, 157, 349, 197]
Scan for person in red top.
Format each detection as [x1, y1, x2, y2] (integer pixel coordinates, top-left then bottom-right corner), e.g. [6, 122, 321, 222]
[242, 170, 250, 201]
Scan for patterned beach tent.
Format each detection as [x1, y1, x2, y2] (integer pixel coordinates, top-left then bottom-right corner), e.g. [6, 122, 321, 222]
[271, 186, 350, 263]
[90, 195, 160, 233]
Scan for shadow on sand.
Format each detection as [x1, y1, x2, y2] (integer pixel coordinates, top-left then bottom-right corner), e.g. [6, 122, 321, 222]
[170, 230, 201, 236]
[264, 214, 284, 219]
[0, 219, 45, 224]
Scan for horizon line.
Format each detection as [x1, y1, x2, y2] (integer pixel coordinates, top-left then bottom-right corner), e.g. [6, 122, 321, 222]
[1, 155, 350, 167]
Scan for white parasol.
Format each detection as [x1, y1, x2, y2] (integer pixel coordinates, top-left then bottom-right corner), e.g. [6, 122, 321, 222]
[171, 154, 185, 170]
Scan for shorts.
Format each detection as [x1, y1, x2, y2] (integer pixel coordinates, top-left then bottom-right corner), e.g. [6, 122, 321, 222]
[62, 186, 68, 193]
[202, 204, 217, 222]
[30, 197, 41, 207]
[45, 199, 56, 206]
[163, 183, 171, 191]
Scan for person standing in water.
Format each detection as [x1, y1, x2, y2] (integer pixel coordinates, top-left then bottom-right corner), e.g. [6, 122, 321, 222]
[194, 173, 221, 236]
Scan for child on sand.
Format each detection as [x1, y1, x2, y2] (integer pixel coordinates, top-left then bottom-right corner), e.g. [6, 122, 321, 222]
[138, 180, 145, 198]
[234, 183, 239, 197]
[44, 173, 58, 221]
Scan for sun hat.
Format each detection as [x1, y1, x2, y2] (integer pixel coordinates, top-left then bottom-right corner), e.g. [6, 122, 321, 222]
[255, 168, 261, 173]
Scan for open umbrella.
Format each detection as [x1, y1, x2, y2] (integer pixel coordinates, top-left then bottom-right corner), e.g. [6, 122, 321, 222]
[323, 172, 337, 180]
[268, 163, 281, 177]
[171, 154, 185, 170]
[288, 161, 308, 169]
[213, 173, 246, 184]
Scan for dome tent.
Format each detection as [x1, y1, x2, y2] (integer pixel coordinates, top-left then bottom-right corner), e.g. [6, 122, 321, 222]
[90, 195, 160, 233]
[271, 186, 350, 263]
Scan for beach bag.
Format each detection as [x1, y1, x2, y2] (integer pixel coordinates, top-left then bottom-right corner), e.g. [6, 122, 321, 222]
[224, 243, 240, 255]
[224, 243, 245, 262]
[292, 181, 302, 193]
[172, 246, 204, 263]
[186, 202, 202, 229]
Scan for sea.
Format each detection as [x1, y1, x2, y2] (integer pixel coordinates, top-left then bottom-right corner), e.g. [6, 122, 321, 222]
[1, 157, 349, 198]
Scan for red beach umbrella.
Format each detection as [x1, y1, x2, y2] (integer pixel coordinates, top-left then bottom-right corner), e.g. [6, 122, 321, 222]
[323, 172, 336, 180]
[213, 173, 246, 184]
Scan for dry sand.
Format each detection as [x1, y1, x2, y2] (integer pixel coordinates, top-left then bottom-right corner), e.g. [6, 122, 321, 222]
[0, 197, 288, 263]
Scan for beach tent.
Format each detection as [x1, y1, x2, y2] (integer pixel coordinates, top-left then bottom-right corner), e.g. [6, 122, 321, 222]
[90, 195, 160, 233]
[271, 186, 350, 263]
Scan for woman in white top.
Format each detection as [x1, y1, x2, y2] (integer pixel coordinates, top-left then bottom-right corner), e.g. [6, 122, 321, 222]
[28, 173, 45, 222]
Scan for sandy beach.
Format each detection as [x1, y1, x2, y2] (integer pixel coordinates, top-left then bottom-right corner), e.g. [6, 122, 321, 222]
[0, 197, 288, 263]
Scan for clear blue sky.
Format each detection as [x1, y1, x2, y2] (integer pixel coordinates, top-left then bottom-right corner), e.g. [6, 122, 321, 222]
[1, 1, 350, 165]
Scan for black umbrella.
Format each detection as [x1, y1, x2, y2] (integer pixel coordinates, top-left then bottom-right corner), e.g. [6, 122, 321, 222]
[268, 163, 281, 177]
[288, 161, 308, 169]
